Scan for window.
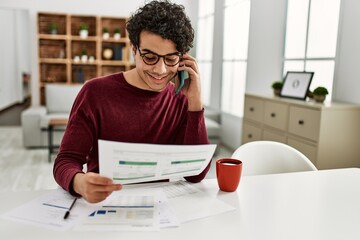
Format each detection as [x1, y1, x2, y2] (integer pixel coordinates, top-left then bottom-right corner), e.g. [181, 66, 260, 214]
[284, 0, 341, 100]
[221, 0, 251, 116]
[196, 0, 215, 106]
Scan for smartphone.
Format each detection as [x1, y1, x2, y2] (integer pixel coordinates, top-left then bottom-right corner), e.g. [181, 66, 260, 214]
[175, 70, 185, 95]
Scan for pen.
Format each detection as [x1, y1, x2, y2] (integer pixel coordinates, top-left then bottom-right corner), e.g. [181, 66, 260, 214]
[63, 198, 77, 219]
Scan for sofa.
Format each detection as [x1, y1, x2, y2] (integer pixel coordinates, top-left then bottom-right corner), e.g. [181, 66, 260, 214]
[21, 84, 83, 147]
[21, 84, 221, 148]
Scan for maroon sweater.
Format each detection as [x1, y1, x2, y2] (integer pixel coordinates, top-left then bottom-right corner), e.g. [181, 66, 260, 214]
[53, 72, 210, 194]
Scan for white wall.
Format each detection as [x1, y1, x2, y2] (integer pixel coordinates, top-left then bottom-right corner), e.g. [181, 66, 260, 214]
[220, 0, 287, 150]
[15, 10, 31, 99]
[0, 9, 16, 110]
[0, 0, 196, 107]
[246, 0, 287, 95]
[0, 8, 30, 111]
[333, 0, 360, 103]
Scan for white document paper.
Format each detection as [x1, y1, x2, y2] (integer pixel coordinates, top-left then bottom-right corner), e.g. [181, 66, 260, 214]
[1, 189, 90, 231]
[157, 189, 179, 228]
[99, 140, 216, 184]
[75, 188, 161, 231]
[2, 183, 234, 232]
[131, 181, 236, 224]
[2, 188, 175, 232]
[159, 181, 236, 223]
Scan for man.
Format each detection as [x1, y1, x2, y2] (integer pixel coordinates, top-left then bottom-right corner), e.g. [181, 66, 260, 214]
[53, 0, 209, 203]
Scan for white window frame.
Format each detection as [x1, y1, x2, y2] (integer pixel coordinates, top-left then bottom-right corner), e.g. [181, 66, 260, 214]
[221, 0, 251, 117]
[283, 0, 342, 101]
[196, 0, 215, 106]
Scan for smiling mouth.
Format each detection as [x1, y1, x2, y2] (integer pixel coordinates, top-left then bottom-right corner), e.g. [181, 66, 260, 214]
[147, 73, 168, 84]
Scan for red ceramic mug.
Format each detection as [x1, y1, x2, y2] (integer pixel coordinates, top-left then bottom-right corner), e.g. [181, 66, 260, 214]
[216, 158, 243, 192]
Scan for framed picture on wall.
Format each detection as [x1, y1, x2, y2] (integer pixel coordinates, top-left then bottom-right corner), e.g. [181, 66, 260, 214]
[280, 71, 314, 100]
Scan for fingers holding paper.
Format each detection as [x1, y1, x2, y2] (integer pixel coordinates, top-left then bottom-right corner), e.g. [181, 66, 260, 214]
[73, 172, 122, 203]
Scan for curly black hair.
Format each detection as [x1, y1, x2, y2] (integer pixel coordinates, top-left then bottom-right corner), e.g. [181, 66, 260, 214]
[126, 0, 194, 53]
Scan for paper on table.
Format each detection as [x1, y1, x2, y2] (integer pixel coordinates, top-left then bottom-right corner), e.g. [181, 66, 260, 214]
[99, 140, 216, 184]
[157, 188, 179, 228]
[142, 181, 236, 224]
[166, 182, 235, 223]
[1, 183, 233, 232]
[1, 187, 177, 232]
[74, 188, 163, 231]
[169, 189, 236, 223]
[0, 189, 90, 231]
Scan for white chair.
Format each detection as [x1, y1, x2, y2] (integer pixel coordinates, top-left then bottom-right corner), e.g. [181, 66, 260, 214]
[231, 141, 317, 176]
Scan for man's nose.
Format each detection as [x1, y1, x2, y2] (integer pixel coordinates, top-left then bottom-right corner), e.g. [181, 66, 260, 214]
[153, 57, 167, 74]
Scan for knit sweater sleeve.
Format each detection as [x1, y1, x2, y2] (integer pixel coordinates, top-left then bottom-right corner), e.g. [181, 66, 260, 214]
[53, 82, 97, 195]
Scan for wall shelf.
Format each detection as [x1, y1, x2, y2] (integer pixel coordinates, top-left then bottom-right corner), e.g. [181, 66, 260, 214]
[37, 12, 134, 105]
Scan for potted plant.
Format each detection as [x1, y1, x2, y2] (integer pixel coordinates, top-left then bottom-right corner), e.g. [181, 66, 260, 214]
[48, 23, 58, 34]
[271, 81, 283, 96]
[74, 55, 80, 63]
[81, 49, 88, 63]
[48, 23, 58, 35]
[312, 86, 329, 103]
[79, 23, 89, 39]
[88, 55, 95, 63]
[102, 27, 110, 40]
[113, 27, 121, 40]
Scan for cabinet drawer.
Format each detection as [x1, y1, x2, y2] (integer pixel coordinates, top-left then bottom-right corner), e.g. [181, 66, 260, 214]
[287, 137, 317, 165]
[244, 97, 263, 122]
[242, 121, 262, 143]
[263, 101, 288, 130]
[262, 128, 286, 143]
[288, 106, 320, 141]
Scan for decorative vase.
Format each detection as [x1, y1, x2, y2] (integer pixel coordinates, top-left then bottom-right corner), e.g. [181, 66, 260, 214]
[79, 30, 88, 39]
[114, 45, 123, 60]
[88, 56, 95, 63]
[74, 55, 80, 63]
[103, 32, 110, 40]
[81, 55, 88, 63]
[103, 48, 113, 60]
[313, 95, 326, 103]
[114, 33, 121, 40]
[77, 68, 84, 83]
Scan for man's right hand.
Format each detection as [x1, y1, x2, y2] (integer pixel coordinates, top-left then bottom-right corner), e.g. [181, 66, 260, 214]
[73, 172, 122, 203]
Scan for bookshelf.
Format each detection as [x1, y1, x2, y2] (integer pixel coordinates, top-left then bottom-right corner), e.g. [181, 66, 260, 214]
[37, 12, 135, 104]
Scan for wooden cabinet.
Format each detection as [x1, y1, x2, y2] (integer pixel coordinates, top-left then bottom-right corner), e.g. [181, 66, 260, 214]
[37, 12, 134, 104]
[242, 94, 360, 169]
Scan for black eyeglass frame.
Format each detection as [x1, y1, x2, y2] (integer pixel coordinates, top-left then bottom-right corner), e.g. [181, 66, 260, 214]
[137, 48, 182, 67]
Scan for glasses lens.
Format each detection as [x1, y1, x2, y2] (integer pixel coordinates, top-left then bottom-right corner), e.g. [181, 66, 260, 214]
[142, 53, 159, 65]
[164, 55, 180, 66]
[139, 48, 181, 66]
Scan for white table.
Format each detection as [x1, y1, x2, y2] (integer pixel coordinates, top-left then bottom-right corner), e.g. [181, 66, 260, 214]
[1, 168, 359, 240]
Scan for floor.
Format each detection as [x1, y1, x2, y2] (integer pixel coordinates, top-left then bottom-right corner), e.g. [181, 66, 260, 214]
[0, 127, 56, 192]
[0, 127, 232, 193]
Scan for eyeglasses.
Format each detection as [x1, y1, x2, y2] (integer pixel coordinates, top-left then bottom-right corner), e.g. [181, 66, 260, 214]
[138, 48, 182, 67]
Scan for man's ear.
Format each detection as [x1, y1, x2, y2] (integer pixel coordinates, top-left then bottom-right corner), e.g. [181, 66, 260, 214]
[131, 44, 137, 56]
